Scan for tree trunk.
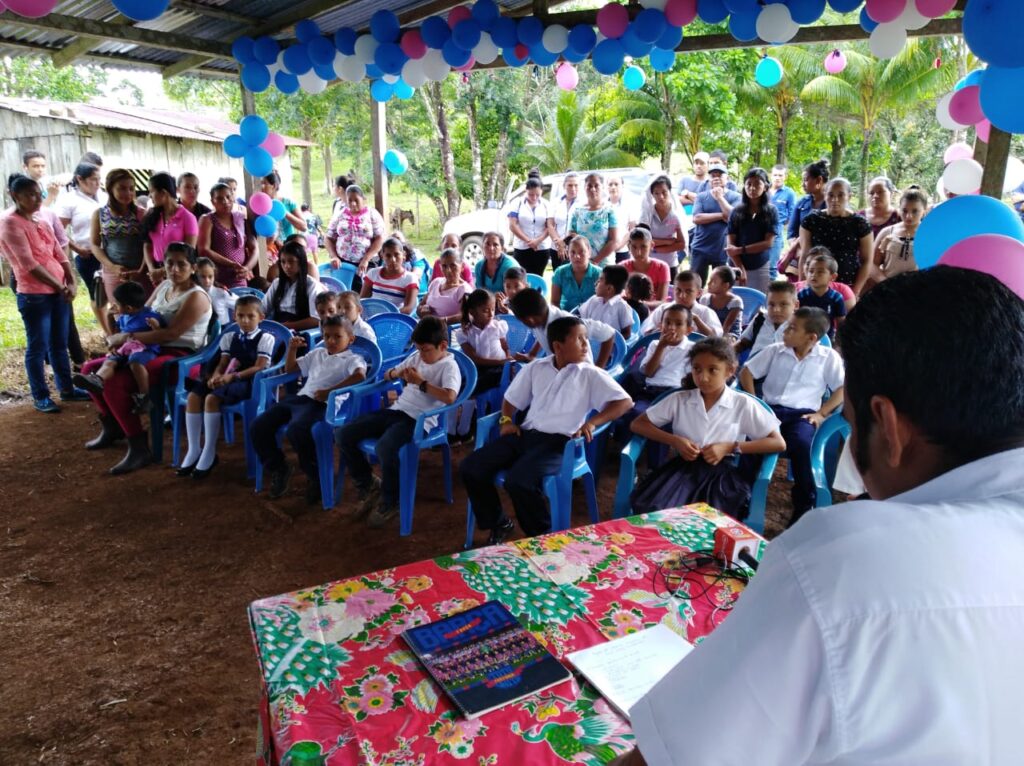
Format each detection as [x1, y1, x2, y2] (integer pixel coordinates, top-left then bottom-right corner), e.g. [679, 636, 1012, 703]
[322, 141, 333, 197]
[300, 121, 313, 208]
[487, 124, 509, 204]
[660, 75, 674, 172]
[830, 132, 845, 178]
[421, 82, 460, 222]
[858, 127, 873, 210]
[776, 112, 789, 166]
[466, 82, 484, 210]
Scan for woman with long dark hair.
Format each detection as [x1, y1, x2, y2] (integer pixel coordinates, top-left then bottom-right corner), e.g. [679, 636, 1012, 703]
[57, 161, 106, 332]
[778, 159, 829, 279]
[142, 172, 198, 286]
[197, 182, 255, 288]
[90, 169, 146, 324]
[262, 240, 321, 331]
[726, 167, 778, 292]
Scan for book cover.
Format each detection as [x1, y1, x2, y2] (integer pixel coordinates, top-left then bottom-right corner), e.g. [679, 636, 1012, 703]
[402, 600, 571, 718]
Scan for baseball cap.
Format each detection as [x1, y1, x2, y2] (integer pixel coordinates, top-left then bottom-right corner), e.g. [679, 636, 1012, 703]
[693, 151, 710, 163]
[707, 159, 727, 174]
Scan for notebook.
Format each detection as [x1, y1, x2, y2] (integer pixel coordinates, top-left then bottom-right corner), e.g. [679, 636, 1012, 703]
[402, 600, 572, 718]
[567, 624, 695, 720]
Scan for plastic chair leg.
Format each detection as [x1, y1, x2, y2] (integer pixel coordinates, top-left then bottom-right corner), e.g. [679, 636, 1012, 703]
[312, 423, 336, 510]
[398, 445, 420, 537]
[583, 471, 599, 524]
[171, 400, 184, 467]
[442, 445, 453, 504]
[222, 411, 235, 445]
[464, 501, 476, 550]
[151, 395, 165, 463]
[544, 475, 565, 532]
[613, 453, 638, 519]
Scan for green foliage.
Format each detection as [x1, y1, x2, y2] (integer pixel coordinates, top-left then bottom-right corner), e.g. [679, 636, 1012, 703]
[523, 90, 638, 173]
[0, 58, 106, 101]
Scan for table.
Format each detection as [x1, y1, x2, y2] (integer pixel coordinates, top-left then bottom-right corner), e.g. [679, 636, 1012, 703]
[249, 504, 765, 765]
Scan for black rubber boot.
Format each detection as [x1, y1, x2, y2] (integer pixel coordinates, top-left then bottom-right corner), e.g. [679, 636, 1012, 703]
[109, 433, 153, 475]
[85, 415, 124, 450]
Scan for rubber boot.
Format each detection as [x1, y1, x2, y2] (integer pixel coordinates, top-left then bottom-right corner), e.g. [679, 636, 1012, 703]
[109, 433, 153, 475]
[85, 415, 124, 450]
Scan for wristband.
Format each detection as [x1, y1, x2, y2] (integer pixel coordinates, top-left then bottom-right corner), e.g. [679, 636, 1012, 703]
[498, 415, 513, 425]
[419, 380, 429, 393]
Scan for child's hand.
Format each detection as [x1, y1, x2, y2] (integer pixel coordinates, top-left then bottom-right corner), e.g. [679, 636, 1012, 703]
[145, 317, 161, 330]
[574, 420, 597, 443]
[661, 325, 680, 344]
[313, 389, 330, 402]
[802, 411, 825, 428]
[513, 352, 533, 363]
[499, 421, 520, 438]
[701, 441, 733, 466]
[674, 436, 701, 461]
[725, 244, 741, 258]
[402, 367, 424, 386]
[288, 335, 307, 350]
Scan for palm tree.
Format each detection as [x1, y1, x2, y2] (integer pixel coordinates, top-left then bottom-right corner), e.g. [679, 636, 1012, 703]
[800, 39, 956, 206]
[615, 73, 680, 171]
[524, 91, 638, 173]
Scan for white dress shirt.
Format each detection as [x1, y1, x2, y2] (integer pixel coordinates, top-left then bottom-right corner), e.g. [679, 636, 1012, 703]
[645, 387, 779, 447]
[218, 328, 275, 358]
[579, 294, 634, 334]
[505, 356, 629, 436]
[551, 195, 578, 239]
[263, 275, 323, 318]
[296, 348, 367, 398]
[640, 338, 694, 389]
[642, 302, 723, 337]
[744, 342, 844, 411]
[507, 197, 552, 250]
[456, 319, 508, 360]
[391, 351, 462, 430]
[631, 446, 1024, 766]
[352, 316, 376, 343]
[56, 187, 106, 247]
[532, 305, 615, 361]
[740, 314, 789, 357]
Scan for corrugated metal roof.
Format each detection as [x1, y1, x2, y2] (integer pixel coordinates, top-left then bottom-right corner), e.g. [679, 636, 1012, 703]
[0, 97, 313, 146]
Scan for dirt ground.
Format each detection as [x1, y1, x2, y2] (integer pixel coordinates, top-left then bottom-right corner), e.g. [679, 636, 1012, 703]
[0, 398, 797, 765]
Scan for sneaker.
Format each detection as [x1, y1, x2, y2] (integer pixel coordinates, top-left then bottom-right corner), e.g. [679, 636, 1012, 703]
[305, 480, 322, 506]
[59, 387, 91, 402]
[130, 392, 150, 415]
[366, 503, 399, 529]
[354, 476, 382, 519]
[72, 373, 104, 396]
[33, 397, 61, 414]
[268, 462, 295, 499]
[486, 516, 516, 546]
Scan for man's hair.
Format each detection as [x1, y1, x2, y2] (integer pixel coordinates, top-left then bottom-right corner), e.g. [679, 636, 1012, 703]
[112, 280, 147, 309]
[503, 266, 526, 283]
[547, 316, 583, 348]
[839, 266, 1024, 469]
[315, 290, 338, 308]
[772, 164, 787, 173]
[793, 307, 830, 340]
[629, 226, 652, 243]
[601, 264, 629, 293]
[767, 280, 796, 297]
[808, 252, 839, 274]
[509, 287, 547, 319]
[234, 295, 264, 313]
[675, 270, 702, 288]
[411, 315, 448, 346]
[22, 150, 45, 165]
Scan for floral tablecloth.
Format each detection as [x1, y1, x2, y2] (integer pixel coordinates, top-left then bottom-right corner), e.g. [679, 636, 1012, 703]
[249, 504, 765, 765]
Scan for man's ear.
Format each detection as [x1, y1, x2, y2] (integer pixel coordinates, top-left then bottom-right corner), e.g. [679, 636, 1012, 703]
[870, 394, 915, 469]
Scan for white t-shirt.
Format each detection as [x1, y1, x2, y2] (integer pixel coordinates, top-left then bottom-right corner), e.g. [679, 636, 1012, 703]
[296, 347, 367, 398]
[645, 387, 779, 447]
[743, 342, 845, 411]
[642, 301, 723, 337]
[631, 447, 1024, 766]
[352, 316, 376, 343]
[740, 313, 788, 357]
[56, 187, 106, 247]
[532, 305, 615, 361]
[218, 328, 275, 358]
[263, 275, 323, 319]
[579, 294, 633, 334]
[504, 356, 629, 436]
[455, 319, 508, 360]
[507, 197, 552, 250]
[391, 351, 462, 430]
[640, 338, 693, 389]
[551, 195, 579, 239]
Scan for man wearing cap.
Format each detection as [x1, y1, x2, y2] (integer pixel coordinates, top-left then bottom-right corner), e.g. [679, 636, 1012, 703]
[689, 160, 742, 284]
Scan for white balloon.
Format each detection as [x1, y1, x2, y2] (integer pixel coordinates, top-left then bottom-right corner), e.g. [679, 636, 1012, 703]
[756, 4, 799, 44]
[422, 48, 451, 81]
[354, 34, 377, 65]
[401, 59, 428, 88]
[935, 92, 961, 131]
[1003, 157, 1024, 194]
[541, 24, 569, 54]
[640, 0, 668, 9]
[869, 22, 907, 59]
[942, 157, 983, 195]
[298, 71, 327, 94]
[382, 73, 399, 84]
[337, 53, 365, 83]
[896, 3, 930, 30]
[473, 32, 499, 65]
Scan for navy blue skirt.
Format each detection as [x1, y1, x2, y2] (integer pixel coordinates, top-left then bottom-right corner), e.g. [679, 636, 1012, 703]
[630, 456, 753, 521]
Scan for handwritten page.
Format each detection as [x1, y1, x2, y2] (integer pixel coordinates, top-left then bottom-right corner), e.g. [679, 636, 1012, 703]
[567, 624, 695, 720]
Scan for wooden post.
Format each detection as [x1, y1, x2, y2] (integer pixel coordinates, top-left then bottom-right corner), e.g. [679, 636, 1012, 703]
[370, 95, 389, 220]
[240, 82, 268, 277]
[980, 125, 1012, 200]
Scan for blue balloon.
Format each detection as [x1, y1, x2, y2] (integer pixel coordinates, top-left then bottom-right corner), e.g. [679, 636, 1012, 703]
[621, 26, 654, 58]
[724, 0, 759, 12]
[634, 9, 667, 44]
[453, 19, 482, 51]
[383, 149, 408, 174]
[979, 65, 1024, 134]
[697, 0, 729, 24]
[656, 24, 683, 51]
[592, 38, 625, 75]
[365, 63, 384, 79]
[232, 36, 256, 64]
[295, 20, 321, 44]
[964, 0, 1024, 69]
[371, 10, 401, 43]
[314, 63, 336, 82]
[859, 7, 878, 33]
[530, 44, 559, 66]
[518, 17, 544, 46]
[244, 147, 273, 178]
[275, 71, 299, 94]
[472, 0, 500, 29]
[568, 24, 597, 54]
[562, 47, 588, 63]
[421, 16, 452, 49]
[828, 0, 861, 11]
[755, 56, 783, 88]
[729, 12, 759, 42]
[649, 46, 676, 72]
[334, 27, 357, 55]
[283, 44, 312, 75]
[253, 36, 279, 65]
[269, 200, 287, 221]
[375, 42, 407, 75]
[111, 0, 168, 22]
[307, 36, 335, 67]
[502, 46, 529, 67]
[395, 79, 415, 100]
[442, 39, 472, 67]
[915, 195, 1024, 269]
[239, 115, 269, 146]
[788, 0, 826, 25]
[490, 17, 519, 48]
[254, 215, 278, 238]
[222, 134, 247, 158]
[371, 79, 395, 102]
[959, 69, 986, 90]
[240, 64, 271, 93]
[622, 65, 646, 91]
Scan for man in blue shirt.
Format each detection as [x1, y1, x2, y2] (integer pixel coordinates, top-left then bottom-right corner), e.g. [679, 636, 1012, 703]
[689, 160, 743, 284]
[676, 151, 709, 208]
[769, 165, 797, 279]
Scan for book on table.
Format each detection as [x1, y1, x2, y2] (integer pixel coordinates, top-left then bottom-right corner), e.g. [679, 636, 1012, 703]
[402, 600, 572, 719]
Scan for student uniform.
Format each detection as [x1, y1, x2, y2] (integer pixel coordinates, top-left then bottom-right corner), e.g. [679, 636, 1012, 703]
[739, 313, 788, 358]
[579, 294, 634, 335]
[262, 276, 323, 323]
[456, 319, 509, 393]
[531, 305, 615, 364]
[642, 302, 723, 337]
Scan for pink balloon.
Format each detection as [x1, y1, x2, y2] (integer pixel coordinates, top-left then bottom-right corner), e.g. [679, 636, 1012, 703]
[260, 132, 285, 158]
[5, 0, 58, 17]
[976, 118, 992, 143]
[454, 55, 475, 72]
[915, 0, 956, 18]
[447, 5, 472, 27]
[938, 234, 1024, 300]
[556, 62, 579, 90]
[664, 0, 697, 27]
[401, 28, 427, 60]
[943, 142, 974, 164]
[824, 50, 847, 74]
[948, 85, 984, 126]
[865, 0, 907, 24]
[248, 192, 273, 216]
[597, 3, 630, 39]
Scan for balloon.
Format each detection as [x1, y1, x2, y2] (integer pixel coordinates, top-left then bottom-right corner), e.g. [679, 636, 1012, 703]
[274, 70, 299, 93]
[334, 28, 357, 55]
[402, 59, 428, 88]
[267, 201, 286, 222]
[963, 0, 1024, 68]
[442, 39, 472, 66]
[914, 194, 1024, 268]
[370, 79, 394, 102]
[109, 0, 168, 22]
[935, 92, 961, 131]
[232, 36, 256, 64]
[295, 20, 321, 44]
[938, 234, 1024, 298]
[374, 42, 407, 75]
[757, 4, 799, 44]
[248, 192, 273, 216]
[1004, 157, 1024, 193]
[563, 47, 588, 63]
[307, 36, 335, 67]
[283, 44, 313, 75]
[394, 79, 415, 99]
[825, 49, 847, 74]
[942, 158, 984, 195]
[336, 53, 365, 82]
[530, 45, 558, 66]
[592, 38, 626, 75]
[452, 18, 482, 50]
[556, 61, 579, 90]
[253, 36, 279, 65]
[949, 84, 984, 126]
[755, 56, 784, 87]
[254, 215, 278, 238]
[829, 0, 862, 11]
[542, 24, 569, 53]
[422, 48, 452, 79]
[955, 69, 984, 91]
[728, 12, 759, 42]
[943, 142, 974, 164]
[383, 149, 409, 174]
[298, 71, 326, 93]
[789, 0, 826, 24]
[354, 34, 378, 65]
[490, 17, 519, 48]
[222, 134, 247, 159]
[622, 65, 647, 90]
[724, 0, 758, 12]
[869, 22, 907, 59]
[597, 3, 630, 38]
[244, 147, 273, 178]
[915, 0, 956, 17]
[448, 5, 472, 27]
[865, 0, 906, 24]
[517, 16, 544, 46]
[240, 63, 271, 92]
[656, 23, 683, 50]
[859, 7, 879, 32]
[620, 27, 654, 58]
[696, 0, 728, 24]
[665, 0, 698, 26]
[503, 46, 529, 67]
[473, 33, 500, 64]
[979, 65, 1024, 135]
[895, 2, 929, 29]
[401, 29, 427, 59]
[370, 10, 400, 43]
[650, 46, 676, 72]
[261, 132, 286, 157]
[472, 0, 500, 28]
[239, 115, 269, 146]
[421, 16, 452, 48]
[976, 119, 992, 143]
[313, 62, 335, 82]
[454, 55, 476, 71]
[634, 9, 668, 43]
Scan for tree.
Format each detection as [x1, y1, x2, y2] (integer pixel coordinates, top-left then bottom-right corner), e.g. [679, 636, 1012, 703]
[524, 90, 638, 174]
[420, 80, 461, 221]
[0, 56, 106, 101]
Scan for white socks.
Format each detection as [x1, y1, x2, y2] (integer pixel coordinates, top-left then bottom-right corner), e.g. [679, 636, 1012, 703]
[196, 411, 221, 471]
[183, 412, 203, 468]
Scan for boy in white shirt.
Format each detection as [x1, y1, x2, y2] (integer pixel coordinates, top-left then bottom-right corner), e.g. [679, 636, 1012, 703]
[510, 288, 617, 369]
[337, 290, 377, 343]
[641, 270, 722, 337]
[336, 316, 462, 528]
[734, 280, 797, 359]
[251, 316, 368, 504]
[579, 264, 634, 339]
[739, 307, 845, 525]
[460, 316, 633, 544]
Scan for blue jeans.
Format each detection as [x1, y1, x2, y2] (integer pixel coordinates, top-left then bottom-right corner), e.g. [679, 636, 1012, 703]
[768, 225, 785, 280]
[690, 251, 725, 287]
[17, 291, 73, 400]
[335, 408, 417, 508]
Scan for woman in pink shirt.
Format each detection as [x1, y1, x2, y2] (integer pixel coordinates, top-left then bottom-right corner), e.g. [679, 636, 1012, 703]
[142, 172, 198, 287]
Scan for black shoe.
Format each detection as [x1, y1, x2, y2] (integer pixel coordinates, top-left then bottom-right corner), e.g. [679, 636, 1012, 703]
[486, 516, 515, 546]
[85, 415, 124, 450]
[109, 433, 153, 476]
[175, 463, 195, 477]
[191, 455, 219, 480]
[367, 503, 399, 528]
[268, 462, 295, 499]
[354, 476, 382, 519]
[305, 480, 322, 506]
[72, 372, 104, 396]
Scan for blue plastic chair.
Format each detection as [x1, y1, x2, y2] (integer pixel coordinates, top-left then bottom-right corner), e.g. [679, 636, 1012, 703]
[367, 313, 417, 372]
[463, 411, 606, 549]
[334, 350, 478, 535]
[411, 256, 431, 298]
[320, 275, 344, 292]
[169, 320, 292, 473]
[732, 287, 766, 328]
[624, 308, 642, 349]
[472, 315, 535, 418]
[810, 410, 850, 509]
[229, 286, 266, 301]
[526, 273, 548, 296]
[318, 262, 356, 291]
[612, 390, 781, 534]
[361, 298, 399, 318]
[590, 330, 627, 377]
[251, 337, 381, 493]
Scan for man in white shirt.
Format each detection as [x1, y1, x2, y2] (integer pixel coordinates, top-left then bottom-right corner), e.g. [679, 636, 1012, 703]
[510, 288, 616, 369]
[617, 266, 1024, 766]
